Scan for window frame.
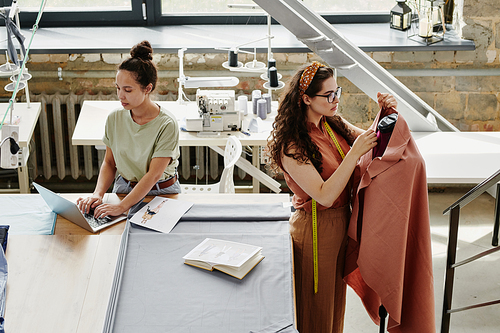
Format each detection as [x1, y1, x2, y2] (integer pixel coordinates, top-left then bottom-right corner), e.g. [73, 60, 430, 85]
[3, 0, 390, 28]
[154, 13, 390, 26]
[8, 0, 145, 28]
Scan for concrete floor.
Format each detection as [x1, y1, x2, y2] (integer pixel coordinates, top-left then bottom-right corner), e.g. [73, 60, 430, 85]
[343, 186, 500, 333]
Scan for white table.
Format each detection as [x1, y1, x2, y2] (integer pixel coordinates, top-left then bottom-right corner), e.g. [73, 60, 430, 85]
[72, 100, 273, 146]
[72, 100, 280, 193]
[413, 132, 500, 195]
[72, 101, 500, 196]
[0, 102, 41, 193]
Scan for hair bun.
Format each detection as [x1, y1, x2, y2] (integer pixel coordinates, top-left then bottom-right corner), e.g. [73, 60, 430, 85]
[130, 40, 153, 61]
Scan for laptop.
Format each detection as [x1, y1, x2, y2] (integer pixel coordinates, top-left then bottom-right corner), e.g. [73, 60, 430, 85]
[33, 182, 127, 233]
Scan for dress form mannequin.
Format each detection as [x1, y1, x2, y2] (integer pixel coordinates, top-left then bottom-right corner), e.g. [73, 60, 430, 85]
[373, 112, 398, 332]
[373, 113, 398, 158]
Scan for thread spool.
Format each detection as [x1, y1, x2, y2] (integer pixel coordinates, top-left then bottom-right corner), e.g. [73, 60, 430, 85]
[267, 58, 276, 78]
[257, 99, 267, 120]
[228, 50, 238, 67]
[238, 95, 248, 116]
[269, 67, 279, 88]
[252, 90, 262, 115]
[262, 93, 271, 114]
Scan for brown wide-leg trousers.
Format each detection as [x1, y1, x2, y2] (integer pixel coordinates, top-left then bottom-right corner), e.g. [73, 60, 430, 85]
[289, 205, 349, 333]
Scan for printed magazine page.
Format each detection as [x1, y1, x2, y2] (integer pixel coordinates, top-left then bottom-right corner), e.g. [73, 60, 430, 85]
[130, 196, 193, 233]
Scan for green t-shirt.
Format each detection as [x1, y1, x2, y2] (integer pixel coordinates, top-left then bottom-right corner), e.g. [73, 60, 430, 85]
[103, 106, 180, 182]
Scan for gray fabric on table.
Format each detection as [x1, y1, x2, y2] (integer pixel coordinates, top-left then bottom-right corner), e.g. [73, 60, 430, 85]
[129, 201, 291, 222]
[104, 202, 295, 332]
[180, 203, 291, 221]
[131, 219, 290, 234]
[102, 221, 131, 333]
[108, 233, 294, 333]
[128, 202, 292, 235]
[249, 319, 298, 333]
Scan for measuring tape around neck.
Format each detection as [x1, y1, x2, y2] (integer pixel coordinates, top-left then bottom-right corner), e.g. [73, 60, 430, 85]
[311, 119, 345, 294]
[324, 120, 345, 159]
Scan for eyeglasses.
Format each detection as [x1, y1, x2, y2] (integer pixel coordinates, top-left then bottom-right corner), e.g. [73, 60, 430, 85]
[314, 86, 342, 103]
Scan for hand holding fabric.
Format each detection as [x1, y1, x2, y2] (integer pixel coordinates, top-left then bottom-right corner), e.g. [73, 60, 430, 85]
[350, 129, 377, 159]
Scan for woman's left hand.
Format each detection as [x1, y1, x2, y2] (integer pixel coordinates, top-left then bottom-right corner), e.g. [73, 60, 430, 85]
[93, 203, 126, 218]
[377, 92, 397, 110]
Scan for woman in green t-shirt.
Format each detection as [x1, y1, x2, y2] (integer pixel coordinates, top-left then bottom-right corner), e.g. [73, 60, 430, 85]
[77, 41, 180, 218]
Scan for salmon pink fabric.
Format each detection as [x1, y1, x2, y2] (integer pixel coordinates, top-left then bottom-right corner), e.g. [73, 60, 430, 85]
[344, 108, 435, 332]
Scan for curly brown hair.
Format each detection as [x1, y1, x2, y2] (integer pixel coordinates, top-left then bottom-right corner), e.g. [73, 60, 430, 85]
[267, 64, 355, 175]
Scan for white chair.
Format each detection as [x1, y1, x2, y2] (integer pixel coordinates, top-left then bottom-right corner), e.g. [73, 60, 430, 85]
[181, 136, 243, 194]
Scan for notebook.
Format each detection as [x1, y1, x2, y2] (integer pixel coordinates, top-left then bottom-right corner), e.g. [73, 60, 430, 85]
[33, 182, 127, 233]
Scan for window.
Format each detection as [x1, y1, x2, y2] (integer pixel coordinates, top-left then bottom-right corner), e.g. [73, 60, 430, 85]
[12, 0, 141, 27]
[161, 0, 394, 15]
[5, 0, 393, 27]
[157, 0, 393, 25]
[21, 0, 132, 11]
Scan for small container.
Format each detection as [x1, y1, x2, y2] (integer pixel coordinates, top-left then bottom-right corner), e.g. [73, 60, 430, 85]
[257, 99, 267, 120]
[268, 67, 279, 88]
[267, 58, 276, 79]
[252, 90, 262, 115]
[228, 50, 238, 67]
[262, 93, 272, 114]
[238, 95, 248, 116]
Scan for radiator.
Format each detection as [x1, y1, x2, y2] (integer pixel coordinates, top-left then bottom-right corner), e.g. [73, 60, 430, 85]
[27, 92, 250, 183]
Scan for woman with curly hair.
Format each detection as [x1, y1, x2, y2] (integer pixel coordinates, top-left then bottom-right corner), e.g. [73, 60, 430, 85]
[267, 62, 396, 332]
[77, 41, 180, 218]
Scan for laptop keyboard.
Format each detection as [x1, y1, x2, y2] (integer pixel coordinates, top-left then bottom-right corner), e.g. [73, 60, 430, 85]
[84, 209, 112, 229]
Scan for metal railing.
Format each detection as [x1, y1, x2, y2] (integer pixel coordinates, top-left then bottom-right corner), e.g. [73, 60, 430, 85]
[441, 168, 500, 333]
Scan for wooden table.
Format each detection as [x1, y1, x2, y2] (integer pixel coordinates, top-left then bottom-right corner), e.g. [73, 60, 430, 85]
[4, 193, 291, 333]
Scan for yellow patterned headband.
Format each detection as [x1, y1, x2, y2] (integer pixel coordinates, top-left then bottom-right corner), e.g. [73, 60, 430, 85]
[299, 61, 325, 97]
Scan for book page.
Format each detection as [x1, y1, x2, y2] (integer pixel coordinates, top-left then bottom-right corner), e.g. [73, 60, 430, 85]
[183, 238, 262, 268]
[129, 197, 193, 233]
[214, 254, 265, 279]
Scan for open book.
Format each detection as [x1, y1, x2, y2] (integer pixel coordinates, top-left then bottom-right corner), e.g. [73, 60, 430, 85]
[183, 238, 264, 279]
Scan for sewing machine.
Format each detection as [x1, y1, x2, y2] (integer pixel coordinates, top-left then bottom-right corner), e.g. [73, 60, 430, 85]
[184, 89, 241, 133]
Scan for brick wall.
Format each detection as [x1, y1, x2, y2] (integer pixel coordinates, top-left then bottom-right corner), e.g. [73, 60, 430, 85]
[1, 0, 498, 132]
[344, 49, 500, 131]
